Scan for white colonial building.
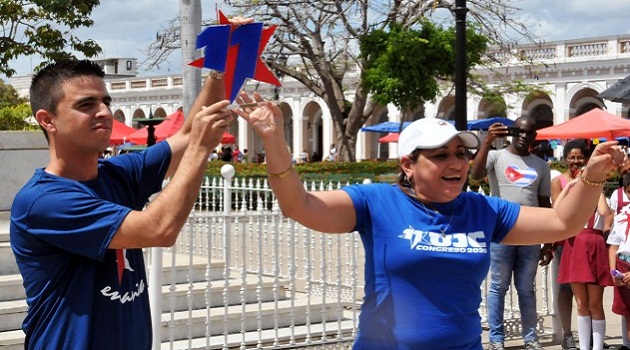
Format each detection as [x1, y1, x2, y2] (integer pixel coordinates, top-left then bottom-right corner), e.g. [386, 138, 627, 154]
[10, 35, 630, 161]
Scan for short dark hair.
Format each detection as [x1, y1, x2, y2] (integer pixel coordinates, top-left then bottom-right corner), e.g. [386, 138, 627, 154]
[30, 60, 105, 116]
[515, 115, 537, 128]
[563, 139, 589, 159]
[29, 60, 105, 141]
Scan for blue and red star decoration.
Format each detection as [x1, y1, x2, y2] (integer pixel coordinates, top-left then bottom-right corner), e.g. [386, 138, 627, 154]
[189, 10, 282, 102]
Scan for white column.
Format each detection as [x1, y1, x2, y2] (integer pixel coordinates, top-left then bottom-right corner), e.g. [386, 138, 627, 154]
[554, 83, 567, 125]
[290, 96, 305, 161]
[355, 127, 365, 161]
[469, 96, 481, 121]
[387, 104, 401, 158]
[424, 101, 437, 119]
[504, 93, 520, 120]
[553, 82, 567, 158]
[237, 117, 248, 151]
[321, 107, 332, 157]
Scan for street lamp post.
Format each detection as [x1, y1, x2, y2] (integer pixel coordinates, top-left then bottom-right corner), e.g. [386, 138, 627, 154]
[453, 0, 468, 131]
[132, 109, 167, 147]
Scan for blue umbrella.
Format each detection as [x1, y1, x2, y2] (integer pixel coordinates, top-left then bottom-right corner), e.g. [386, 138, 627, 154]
[361, 121, 412, 133]
[361, 118, 512, 133]
[466, 117, 514, 131]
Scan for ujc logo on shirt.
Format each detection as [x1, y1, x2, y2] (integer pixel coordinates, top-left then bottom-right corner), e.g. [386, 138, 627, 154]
[504, 165, 538, 187]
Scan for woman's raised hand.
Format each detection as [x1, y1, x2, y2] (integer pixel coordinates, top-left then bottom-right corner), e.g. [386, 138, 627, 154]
[583, 141, 627, 180]
[233, 92, 283, 140]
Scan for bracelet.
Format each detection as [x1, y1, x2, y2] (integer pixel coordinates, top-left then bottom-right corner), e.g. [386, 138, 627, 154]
[209, 70, 224, 80]
[579, 170, 605, 187]
[267, 164, 294, 179]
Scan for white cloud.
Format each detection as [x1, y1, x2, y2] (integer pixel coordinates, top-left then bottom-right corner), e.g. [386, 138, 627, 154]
[75, 0, 181, 74]
[7, 1, 630, 78]
[517, 0, 630, 40]
[8, 0, 183, 77]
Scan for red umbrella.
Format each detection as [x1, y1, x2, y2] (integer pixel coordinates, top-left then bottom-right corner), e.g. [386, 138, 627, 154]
[378, 133, 399, 143]
[127, 111, 184, 145]
[221, 132, 236, 144]
[110, 120, 136, 145]
[536, 108, 630, 140]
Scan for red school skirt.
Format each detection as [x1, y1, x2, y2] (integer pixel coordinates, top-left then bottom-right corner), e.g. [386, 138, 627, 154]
[557, 228, 613, 286]
[613, 258, 630, 316]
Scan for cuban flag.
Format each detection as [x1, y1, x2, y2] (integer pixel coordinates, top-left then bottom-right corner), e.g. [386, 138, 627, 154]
[504, 165, 538, 186]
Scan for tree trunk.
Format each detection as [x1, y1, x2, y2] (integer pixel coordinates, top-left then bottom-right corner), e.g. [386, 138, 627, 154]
[180, 0, 202, 116]
[334, 81, 370, 162]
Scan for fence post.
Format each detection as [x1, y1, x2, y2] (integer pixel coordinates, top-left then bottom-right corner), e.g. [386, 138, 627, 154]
[150, 179, 170, 350]
[550, 255, 562, 342]
[221, 164, 235, 215]
[150, 246, 163, 350]
[221, 163, 235, 270]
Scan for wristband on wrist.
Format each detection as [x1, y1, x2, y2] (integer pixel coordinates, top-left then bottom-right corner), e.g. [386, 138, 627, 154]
[579, 169, 605, 187]
[209, 70, 224, 80]
[267, 164, 294, 179]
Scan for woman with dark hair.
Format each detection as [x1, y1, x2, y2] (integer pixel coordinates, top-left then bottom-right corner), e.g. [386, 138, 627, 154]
[549, 139, 591, 349]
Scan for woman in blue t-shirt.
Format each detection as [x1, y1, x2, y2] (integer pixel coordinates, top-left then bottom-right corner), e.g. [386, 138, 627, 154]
[234, 94, 626, 349]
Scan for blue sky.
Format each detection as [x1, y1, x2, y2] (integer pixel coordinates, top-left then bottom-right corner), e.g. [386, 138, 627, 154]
[8, 0, 630, 77]
[516, 0, 630, 41]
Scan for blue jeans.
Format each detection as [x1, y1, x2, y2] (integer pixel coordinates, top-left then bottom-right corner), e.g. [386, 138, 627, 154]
[487, 242, 541, 343]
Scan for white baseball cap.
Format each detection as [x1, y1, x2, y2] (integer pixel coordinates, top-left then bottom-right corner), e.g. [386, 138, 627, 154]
[397, 118, 480, 158]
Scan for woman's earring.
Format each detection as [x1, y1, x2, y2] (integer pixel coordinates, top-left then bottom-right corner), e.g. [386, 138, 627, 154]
[404, 174, 414, 187]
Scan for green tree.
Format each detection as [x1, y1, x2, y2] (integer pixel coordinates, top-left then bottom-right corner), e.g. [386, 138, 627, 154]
[0, 103, 36, 131]
[0, 80, 27, 108]
[360, 20, 488, 115]
[0, 0, 102, 77]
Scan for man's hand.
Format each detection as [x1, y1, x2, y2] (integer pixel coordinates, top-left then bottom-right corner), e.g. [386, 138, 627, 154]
[539, 244, 554, 266]
[190, 100, 232, 150]
[485, 123, 510, 144]
[227, 16, 253, 26]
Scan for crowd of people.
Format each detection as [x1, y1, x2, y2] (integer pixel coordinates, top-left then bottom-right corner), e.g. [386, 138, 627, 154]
[469, 120, 630, 350]
[207, 145, 333, 164]
[209, 145, 248, 162]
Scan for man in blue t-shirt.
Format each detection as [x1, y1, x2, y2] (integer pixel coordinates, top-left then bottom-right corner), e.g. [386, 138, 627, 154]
[10, 56, 239, 349]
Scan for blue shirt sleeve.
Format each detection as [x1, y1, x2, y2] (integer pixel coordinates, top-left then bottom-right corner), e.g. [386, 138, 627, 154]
[12, 141, 173, 261]
[482, 194, 521, 243]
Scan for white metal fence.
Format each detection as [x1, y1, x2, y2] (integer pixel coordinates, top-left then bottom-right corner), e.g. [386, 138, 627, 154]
[148, 165, 559, 349]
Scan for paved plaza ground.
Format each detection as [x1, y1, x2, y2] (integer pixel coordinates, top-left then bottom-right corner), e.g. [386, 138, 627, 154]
[481, 287, 626, 349]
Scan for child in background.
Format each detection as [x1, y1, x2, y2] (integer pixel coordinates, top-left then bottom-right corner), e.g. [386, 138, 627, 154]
[555, 140, 613, 350]
[608, 204, 630, 350]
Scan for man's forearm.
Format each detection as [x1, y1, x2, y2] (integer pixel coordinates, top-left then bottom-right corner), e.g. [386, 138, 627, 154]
[166, 74, 227, 177]
[181, 74, 226, 136]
